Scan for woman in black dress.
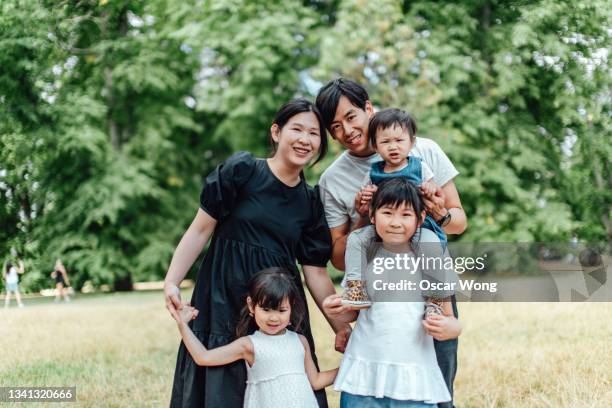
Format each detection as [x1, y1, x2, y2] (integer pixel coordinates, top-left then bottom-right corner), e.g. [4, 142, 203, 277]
[164, 99, 350, 407]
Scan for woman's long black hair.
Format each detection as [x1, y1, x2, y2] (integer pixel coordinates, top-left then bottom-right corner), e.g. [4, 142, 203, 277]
[269, 98, 328, 165]
[235, 268, 307, 337]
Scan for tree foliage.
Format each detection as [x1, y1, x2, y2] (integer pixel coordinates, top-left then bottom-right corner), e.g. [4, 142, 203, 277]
[1, 0, 609, 292]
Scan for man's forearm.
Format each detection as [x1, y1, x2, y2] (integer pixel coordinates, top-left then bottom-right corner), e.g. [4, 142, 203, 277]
[442, 207, 467, 235]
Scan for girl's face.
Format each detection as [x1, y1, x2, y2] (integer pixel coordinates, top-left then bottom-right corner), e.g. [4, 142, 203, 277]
[370, 202, 425, 246]
[375, 125, 414, 167]
[248, 296, 292, 335]
[271, 111, 321, 168]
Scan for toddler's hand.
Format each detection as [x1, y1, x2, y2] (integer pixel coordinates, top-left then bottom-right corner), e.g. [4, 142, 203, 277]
[175, 302, 199, 325]
[354, 184, 377, 217]
[420, 180, 437, 198]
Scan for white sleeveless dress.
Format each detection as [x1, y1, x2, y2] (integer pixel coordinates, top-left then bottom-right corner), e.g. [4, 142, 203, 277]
[244, 330, 318, 408]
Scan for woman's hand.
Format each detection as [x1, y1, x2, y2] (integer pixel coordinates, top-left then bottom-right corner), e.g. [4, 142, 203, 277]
[322, 294, 348, 317]
[164, 281, 183, 321]
[422, 315, 461, 341]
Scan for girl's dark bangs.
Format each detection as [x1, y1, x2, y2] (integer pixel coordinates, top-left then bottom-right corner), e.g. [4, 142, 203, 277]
[255, 282, 288, 310]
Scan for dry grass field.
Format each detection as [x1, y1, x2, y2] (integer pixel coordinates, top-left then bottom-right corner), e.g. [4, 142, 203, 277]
[1, 290, 611, 407]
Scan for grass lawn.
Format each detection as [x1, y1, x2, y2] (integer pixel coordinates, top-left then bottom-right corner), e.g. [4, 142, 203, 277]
[1, 289, 611, 407]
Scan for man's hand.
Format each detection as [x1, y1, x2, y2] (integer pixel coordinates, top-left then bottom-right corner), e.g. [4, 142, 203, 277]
[334, 325, 352, 353]
[422, 315, 461, 341]
[422, 185, 447, 221]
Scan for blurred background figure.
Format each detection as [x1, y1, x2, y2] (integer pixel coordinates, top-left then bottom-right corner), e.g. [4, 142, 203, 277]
[51, 258, 71, 303]
[3, 260, 25, 308]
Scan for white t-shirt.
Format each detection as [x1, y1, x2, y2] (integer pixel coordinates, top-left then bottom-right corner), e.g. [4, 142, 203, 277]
[319, 137, 459, 229]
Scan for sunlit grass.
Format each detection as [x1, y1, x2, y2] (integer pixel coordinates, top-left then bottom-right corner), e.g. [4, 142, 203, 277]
[1, 290, 611, 407]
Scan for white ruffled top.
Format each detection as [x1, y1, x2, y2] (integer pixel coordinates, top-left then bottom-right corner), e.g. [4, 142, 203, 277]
[244, 330, 318, 408]
[334, 301, 451, 403]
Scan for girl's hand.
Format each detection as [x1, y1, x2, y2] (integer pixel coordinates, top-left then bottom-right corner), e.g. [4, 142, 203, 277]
[176, 303, 199, 325]
[422, 315, 461, 341]
[164, 282, 183, 321]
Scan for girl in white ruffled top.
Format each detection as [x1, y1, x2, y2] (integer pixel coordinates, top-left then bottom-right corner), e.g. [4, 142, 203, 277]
[174, 268, 338, 408]
[324, 178, 462, 408]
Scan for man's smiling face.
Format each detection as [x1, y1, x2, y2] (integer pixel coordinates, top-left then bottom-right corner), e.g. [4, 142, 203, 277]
[328, 96, 375, 157]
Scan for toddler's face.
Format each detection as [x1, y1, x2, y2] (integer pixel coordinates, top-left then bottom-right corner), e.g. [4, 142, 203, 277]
[251, 297, 292, 335]
[375, 125, 414, 166]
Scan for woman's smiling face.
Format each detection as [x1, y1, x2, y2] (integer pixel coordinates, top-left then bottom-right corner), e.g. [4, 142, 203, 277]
[271, 111, 322, 168]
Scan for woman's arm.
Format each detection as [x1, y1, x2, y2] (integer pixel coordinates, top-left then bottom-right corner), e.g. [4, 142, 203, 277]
[177, 322, 253, 366]
[302, 265, 353, 351]
[299, 335, 338, 390]
[164, 208, 217, 320]
[322, 294, 358, 323]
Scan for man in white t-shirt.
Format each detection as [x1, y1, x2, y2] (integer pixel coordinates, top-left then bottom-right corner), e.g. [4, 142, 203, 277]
[315, 78, 467, 408]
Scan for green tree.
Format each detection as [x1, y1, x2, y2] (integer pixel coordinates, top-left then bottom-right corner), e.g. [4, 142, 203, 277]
[314, 0, 610, 243]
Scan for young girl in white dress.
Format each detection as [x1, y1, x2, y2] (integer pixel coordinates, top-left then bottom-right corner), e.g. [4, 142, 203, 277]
[324, 178, 462, 407]
[174, 268, 338, 408]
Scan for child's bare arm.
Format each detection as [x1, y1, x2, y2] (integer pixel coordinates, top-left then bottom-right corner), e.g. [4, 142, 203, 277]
[299, 335, 338, 390]
[176, 310, 253, 366]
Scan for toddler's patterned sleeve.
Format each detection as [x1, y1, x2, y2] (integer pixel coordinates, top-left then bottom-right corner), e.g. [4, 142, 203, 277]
[199, 151, 256, 222]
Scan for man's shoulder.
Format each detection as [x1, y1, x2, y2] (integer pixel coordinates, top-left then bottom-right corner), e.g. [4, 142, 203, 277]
[319, 151, 349, 187]
[414, 136, 442, 152]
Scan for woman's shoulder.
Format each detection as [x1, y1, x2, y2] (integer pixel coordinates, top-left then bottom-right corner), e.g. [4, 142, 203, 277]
[223, 151, 257, 170]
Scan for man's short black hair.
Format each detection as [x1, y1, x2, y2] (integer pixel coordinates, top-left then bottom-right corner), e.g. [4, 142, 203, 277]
[368, 108, 418, 148]
[315, 78, 369, 131]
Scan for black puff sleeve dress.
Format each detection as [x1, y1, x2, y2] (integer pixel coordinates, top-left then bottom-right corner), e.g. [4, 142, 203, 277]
[170, 152, 332, 408]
